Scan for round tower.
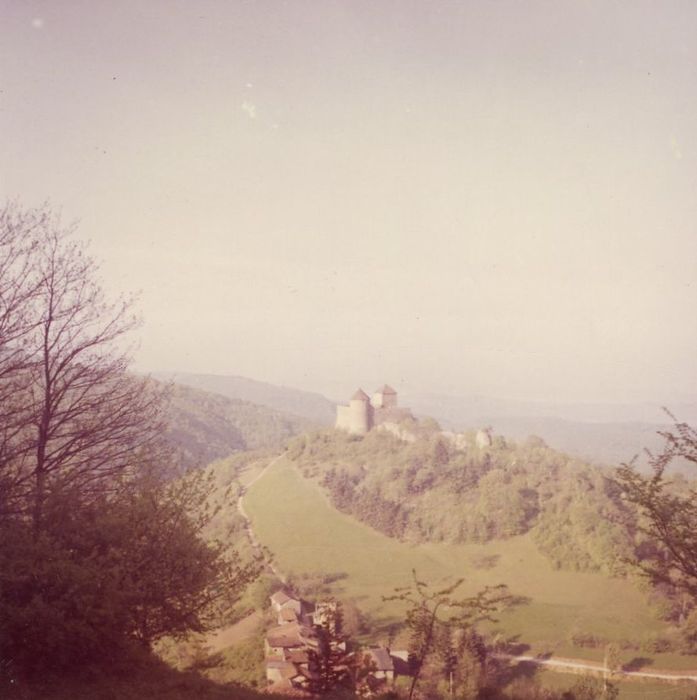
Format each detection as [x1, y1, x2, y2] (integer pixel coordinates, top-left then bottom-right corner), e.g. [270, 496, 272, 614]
[349, 388, 370, 435]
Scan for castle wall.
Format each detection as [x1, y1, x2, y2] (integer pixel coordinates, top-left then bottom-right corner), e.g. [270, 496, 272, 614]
[373, 406, 411, 427]
[382, 392, 398, 409]
[336, 405, 352, 431]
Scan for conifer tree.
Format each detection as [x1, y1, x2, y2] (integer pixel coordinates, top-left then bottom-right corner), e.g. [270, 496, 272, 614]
[305, 601, 354, 696]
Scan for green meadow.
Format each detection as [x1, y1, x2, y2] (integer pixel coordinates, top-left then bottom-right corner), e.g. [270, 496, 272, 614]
[531, 669, 697, 700]
[244, 458, 696, 672]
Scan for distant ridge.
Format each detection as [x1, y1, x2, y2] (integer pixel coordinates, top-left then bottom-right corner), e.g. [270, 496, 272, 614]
[161, 381, 318, 474]
[154, 372, 336, 425]
[154, 372, 696, 472]
[404, 392, 697, 426]
[405, 392, 697, 470]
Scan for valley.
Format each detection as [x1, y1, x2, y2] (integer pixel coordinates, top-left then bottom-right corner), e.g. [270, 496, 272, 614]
[241, 456, 694, 672]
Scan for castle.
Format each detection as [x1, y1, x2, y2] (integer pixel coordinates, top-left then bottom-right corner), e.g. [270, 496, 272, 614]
[335, 384, 413, 435]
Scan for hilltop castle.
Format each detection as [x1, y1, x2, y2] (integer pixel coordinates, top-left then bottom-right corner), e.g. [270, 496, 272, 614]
[335, 384, 413, 435]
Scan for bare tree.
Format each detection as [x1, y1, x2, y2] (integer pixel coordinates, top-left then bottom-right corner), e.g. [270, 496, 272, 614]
[0, 204, 44, 513]
[0, 204, 260, 674]
[0, 204, 166, 529]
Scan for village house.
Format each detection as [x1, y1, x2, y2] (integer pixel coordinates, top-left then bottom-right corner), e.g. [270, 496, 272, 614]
[365, 648, 394, 681]
[264, 607, 319, 696]
[278, 605, 300, 625]
[265, 621, 317, 658]
[270, 590, 303, 616]
[264, 590, 409, 695]
[355, 647, 411, 696]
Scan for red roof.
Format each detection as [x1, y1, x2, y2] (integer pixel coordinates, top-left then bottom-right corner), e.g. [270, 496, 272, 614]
[378, 384, 396, 394]
[351, 388, 369, 401]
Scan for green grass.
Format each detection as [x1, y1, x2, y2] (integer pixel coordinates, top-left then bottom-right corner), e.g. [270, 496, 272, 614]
[528, 668, 697, 700]
[244, 458, 696, 672]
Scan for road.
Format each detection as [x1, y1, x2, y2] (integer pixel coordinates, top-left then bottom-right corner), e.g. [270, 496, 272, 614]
[495, 653, 697, 683]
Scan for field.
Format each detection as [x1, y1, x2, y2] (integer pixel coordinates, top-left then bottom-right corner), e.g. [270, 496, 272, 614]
[529, 668, 697, 700]
[244, 457, 697, 673]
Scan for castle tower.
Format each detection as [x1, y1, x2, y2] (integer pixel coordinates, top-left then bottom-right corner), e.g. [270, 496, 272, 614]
[372, 384, 398, 409]
[349, 388, 371, 435]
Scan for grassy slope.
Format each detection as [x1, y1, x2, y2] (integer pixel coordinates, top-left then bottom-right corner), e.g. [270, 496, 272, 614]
[244, 457, 696, 671]
[3, 652, 272, 700]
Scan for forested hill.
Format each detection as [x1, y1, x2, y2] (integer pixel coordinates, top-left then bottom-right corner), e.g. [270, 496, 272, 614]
[163, 382, 318, 473]
[155, 371, 336, 424]
[155, 373, 697, 471]
[285, 425, 647, 575]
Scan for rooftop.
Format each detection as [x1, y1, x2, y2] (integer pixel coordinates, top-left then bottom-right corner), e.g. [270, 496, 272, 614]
[351, 388, 369, 401]
[367, 647, 394, 672]
[266, 622, 316, 649]
[270, 590, 297, 606]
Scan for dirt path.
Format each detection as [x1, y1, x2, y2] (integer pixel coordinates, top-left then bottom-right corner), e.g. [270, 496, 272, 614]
[496, 653, 697, 683]
[237, 454, 286, 583]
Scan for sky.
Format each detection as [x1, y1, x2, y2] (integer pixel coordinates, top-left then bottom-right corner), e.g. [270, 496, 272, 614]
[1, 1, 696, 403]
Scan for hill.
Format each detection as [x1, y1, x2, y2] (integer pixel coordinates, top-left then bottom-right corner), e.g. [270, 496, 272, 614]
[242, 455, 692, 669]
[162, 382, 318, 473]
[285, 426, 633, 574]
[155, 372, 336, 425]
[155, 373, 697, 471]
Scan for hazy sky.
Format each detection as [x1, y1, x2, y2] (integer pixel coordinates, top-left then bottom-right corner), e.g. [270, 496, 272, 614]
[2, 1, 696, 402]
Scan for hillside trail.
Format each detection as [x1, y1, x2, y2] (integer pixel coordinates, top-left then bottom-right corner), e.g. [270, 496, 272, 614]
[237, 453, 286, 583]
